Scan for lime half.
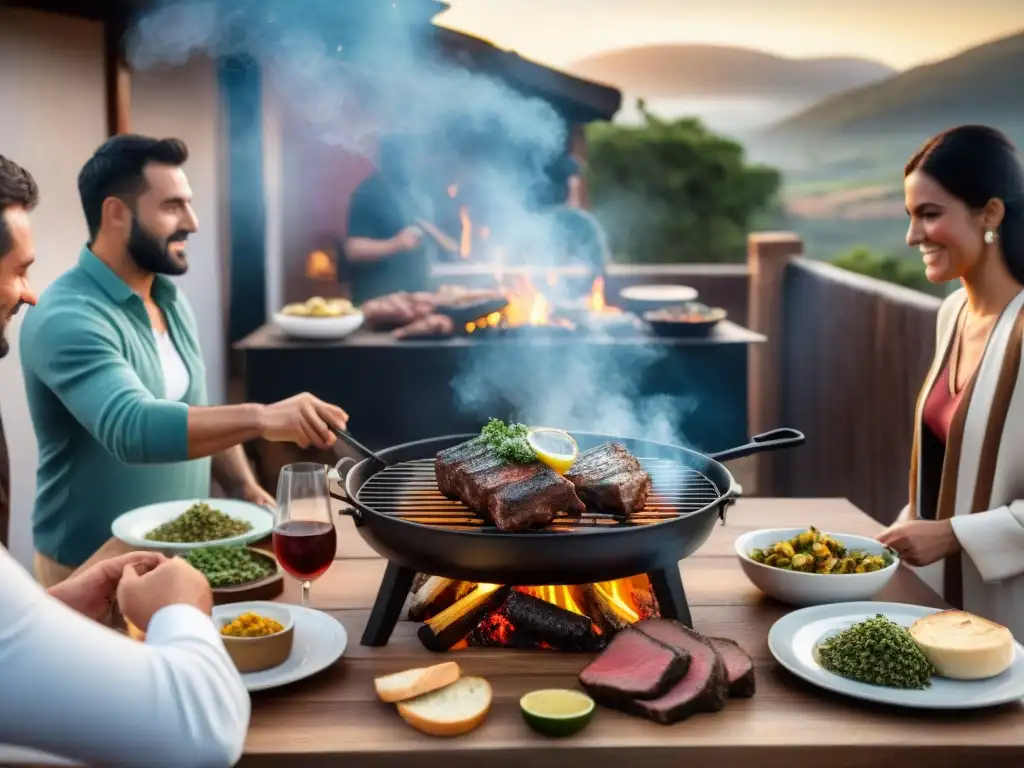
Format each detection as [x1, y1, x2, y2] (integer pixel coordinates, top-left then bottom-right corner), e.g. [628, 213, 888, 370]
[526, 428, 578, 475]
[519, 689, 595, 737]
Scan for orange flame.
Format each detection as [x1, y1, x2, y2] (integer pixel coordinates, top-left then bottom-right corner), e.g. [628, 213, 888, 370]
[588, 275, 620, 315]
[590, 275, 605, 312]
[305, 249, 336, 280]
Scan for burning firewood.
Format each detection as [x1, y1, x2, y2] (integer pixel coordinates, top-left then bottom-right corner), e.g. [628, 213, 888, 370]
[418, 584, 511, 652]
[581, 584, 637, 635]
[633, 588, 660, 620]
[453, 581, 477, 602]
[471, 591, 601, 652]
[407, 576, 457, 622]
[411, 573, 431, 593]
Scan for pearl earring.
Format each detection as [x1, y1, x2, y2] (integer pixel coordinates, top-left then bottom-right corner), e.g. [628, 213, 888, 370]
[984, 230, 996, 244]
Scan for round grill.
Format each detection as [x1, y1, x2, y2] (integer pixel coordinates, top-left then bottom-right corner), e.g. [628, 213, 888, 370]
[354, 456, 722, 533]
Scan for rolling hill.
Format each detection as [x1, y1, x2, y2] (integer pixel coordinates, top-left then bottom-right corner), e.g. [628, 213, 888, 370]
[766, 31, 1024, 141]
[567, 45, 895, 102]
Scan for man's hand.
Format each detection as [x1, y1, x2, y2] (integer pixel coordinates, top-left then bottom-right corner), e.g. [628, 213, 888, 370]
[240, 483, 276, 508]
[260, 392, 349, 450]
[392, 226, 422, 252]
[116, 556, 214, 632]
[877, 518, 961, 567]
[48, 551, 167, 622]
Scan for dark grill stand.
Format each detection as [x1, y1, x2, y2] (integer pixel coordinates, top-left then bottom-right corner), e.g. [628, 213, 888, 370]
[358, 559, 692, 647]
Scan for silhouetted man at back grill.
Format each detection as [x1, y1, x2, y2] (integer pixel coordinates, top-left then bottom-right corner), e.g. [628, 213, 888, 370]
[344, 135, 436, 303]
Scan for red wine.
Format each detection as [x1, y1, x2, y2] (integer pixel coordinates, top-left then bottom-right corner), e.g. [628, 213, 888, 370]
[273, 520, 336, 581]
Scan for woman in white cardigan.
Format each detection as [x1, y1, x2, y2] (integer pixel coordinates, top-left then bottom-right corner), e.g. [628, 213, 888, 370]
[877, 125, 1024, 640]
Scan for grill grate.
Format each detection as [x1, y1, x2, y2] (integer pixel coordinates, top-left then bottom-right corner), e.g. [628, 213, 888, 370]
[354, 457, 722, 532]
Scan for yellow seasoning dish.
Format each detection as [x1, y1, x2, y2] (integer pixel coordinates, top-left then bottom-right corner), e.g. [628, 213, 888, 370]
[220, 611, 284, 638]
[527, 428, 578, 475]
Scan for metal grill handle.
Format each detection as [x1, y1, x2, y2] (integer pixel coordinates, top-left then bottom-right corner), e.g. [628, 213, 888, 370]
[331, 457, 364, 525]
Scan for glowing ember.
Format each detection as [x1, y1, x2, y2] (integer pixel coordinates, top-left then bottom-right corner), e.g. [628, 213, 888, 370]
[410, 574, 659, 651]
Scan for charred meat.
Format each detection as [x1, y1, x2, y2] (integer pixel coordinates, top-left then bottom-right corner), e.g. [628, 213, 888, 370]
[434, 439, 585, 532]
[391, 313, 454, 339]
[565, 442, 651, 516]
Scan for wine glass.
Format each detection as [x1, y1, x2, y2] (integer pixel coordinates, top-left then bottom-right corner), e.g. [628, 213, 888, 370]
[272, 462, 337, 607]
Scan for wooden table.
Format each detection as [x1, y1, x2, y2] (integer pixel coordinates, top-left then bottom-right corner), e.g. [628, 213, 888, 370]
[86, 498, 1024, 767]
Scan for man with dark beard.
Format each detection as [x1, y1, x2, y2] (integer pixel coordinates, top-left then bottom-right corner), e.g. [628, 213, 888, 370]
[0, 154, 251, 767]
[20, 135, 350, 584]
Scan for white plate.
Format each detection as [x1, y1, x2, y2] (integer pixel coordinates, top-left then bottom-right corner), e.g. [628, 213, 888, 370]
[768, 601, 1024, 709]
[212, 603, 348, 692]
[111, 498, 274, 553]
[619, 284, 699, 304]
[273, 310, 364, 340]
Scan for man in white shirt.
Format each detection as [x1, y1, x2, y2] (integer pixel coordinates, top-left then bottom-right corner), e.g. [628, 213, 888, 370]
[0, 154, 250, 766]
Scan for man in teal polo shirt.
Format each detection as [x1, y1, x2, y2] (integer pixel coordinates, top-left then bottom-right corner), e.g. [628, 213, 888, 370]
[20, 134, 350, 583]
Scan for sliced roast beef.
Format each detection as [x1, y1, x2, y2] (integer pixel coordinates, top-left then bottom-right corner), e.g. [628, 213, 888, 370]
[565, 442, 651, 516]
[579, 627, 691, 703]
[708, 636, 756, 698]
[630, 619, 729, 724]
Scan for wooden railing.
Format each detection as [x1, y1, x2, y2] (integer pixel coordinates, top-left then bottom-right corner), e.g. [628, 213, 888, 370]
[745, 233, 943, 524]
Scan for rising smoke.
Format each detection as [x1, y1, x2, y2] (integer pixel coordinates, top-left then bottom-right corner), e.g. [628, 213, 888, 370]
[126, 0, 701, 448]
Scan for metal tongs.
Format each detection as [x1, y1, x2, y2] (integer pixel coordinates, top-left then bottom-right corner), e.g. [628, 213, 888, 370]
[333, 428, 390, 467]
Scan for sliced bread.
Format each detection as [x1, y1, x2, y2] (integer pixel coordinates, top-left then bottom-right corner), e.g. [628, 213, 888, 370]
[396, 676, 492, 737]
[374, 661, 462, 703]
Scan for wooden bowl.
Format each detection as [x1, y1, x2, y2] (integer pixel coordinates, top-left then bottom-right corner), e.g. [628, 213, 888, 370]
[211, 547, 285, 605]
[213, 602, 295, 673]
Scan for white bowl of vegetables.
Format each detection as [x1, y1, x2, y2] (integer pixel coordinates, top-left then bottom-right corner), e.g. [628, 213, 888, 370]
[735, 526, 900, 606]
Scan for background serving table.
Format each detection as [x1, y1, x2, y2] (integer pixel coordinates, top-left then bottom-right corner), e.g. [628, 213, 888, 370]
[76, 497, 1024, 767]
[233, 322, 765, 456]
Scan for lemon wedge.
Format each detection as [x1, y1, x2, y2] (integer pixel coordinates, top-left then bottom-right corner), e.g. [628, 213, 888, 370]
[526, 428, 578, 474]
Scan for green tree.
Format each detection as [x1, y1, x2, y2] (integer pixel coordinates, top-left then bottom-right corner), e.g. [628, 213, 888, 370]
[829, 246, 946, 297]
[585, 103, 783, 263]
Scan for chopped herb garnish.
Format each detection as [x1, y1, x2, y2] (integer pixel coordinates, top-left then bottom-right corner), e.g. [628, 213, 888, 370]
[817, 614, 935, 689]
[480, 417, 536, 464]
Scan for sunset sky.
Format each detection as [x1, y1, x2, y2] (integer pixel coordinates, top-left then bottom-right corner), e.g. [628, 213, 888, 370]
[437, 0, 1024, 70]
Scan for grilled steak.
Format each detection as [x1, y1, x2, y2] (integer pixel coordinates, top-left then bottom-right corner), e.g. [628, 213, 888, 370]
[486, 470, 586, 532]
[708, 636, 756, 698]
[435, 438, 490, 498]
[565, 442, 651, 516]
[434, 439, 585, 532]
[579, 627, 691, 702]
[630, 619, 729, 724]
